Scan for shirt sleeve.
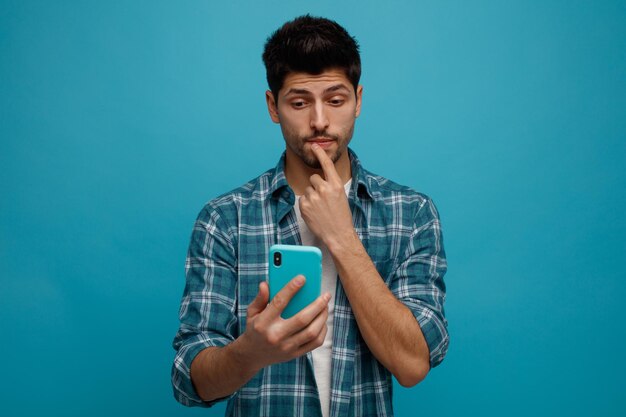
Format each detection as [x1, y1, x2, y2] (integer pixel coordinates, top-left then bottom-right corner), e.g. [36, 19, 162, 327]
[390, 196, 449, 368]
[171, 205, 238, 407]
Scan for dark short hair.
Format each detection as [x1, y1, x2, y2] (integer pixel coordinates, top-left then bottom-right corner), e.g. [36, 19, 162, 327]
[262, 15, 361, 99]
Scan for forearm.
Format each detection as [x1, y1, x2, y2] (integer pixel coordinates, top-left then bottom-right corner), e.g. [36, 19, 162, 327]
[190, 335, 261, 402]
[328, 232, 430, 386]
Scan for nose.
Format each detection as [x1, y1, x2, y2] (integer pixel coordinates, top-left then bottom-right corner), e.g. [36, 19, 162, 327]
[309, 101, 329, 132]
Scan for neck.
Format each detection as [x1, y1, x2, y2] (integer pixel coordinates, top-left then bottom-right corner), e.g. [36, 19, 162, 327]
[284, 148, 352, 195]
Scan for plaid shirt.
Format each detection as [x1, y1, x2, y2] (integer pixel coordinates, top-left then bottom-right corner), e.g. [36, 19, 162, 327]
[172, 148, 448, 417]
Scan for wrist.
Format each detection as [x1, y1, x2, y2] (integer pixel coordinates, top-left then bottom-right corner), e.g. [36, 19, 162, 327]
[326, 228, 361, 256]
[232, 332, 265, 373]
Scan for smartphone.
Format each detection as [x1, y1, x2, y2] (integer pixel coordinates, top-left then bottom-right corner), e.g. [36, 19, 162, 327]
[268, 244, 322, 319]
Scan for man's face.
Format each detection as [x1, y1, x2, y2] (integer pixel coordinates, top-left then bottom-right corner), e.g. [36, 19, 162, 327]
[266, 69, 363, 169]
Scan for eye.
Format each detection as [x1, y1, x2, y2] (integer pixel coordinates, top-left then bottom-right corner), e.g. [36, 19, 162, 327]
[291, 100, 307, 109]
[328, 97, 345, 106]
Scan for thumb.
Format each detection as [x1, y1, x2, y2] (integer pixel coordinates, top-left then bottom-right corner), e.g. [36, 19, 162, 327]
[247, 281, 269, 318]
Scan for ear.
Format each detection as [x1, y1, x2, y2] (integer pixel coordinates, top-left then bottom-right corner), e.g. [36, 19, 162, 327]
[265, 90, 280, 124]
[355, 85, 363, 118]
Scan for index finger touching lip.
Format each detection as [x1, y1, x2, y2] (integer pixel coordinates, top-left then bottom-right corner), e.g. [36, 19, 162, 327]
[310, 143, 340, 181]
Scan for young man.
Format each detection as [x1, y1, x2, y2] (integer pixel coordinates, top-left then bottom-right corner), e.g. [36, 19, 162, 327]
[172, 15, 448, 417]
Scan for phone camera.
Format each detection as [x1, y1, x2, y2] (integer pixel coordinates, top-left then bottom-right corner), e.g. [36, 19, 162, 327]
[273, 251, 282, 267]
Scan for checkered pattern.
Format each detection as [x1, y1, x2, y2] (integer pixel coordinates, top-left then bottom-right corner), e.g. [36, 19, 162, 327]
[172, 148, 448, 417]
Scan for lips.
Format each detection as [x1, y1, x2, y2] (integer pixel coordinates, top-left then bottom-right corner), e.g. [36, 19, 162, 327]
[307, 137, 334, 143]
[307, 138, 335, 149]
[307, 137, 336, 148]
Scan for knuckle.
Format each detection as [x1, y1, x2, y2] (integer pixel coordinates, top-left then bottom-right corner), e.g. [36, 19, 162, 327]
[266, 331, 280, 347]
[272, 295, 285, 309]
[318, 326, 328, 343]
[305, 328, 317, 340]
[251, 320, 263, 333]
[279, 342, 292, 355]
[292, 315, 306, 328]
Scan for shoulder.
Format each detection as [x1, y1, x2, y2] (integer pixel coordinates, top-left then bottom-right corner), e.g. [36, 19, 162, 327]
[361, 168, 444, 239]
[195, 167, 274, 225]
[361, 167, 435, 214]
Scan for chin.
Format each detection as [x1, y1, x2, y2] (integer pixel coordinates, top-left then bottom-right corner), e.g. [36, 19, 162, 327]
[302, 157, 323, 170]
[305, 149, 341, 168]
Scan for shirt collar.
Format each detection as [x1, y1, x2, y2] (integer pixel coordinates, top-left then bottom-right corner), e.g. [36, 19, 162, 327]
[269, 147, 374, 202]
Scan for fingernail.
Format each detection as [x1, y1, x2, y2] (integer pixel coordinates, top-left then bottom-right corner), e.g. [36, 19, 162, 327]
[295, 276, 305, 286]
[311, 143, 319, 149]
[324, 293, 331, 302]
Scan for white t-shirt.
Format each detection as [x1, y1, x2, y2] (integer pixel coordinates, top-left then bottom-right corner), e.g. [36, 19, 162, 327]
[293, 179, 352, 417]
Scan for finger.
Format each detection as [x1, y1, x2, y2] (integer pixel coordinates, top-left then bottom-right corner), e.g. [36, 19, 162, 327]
[303, 186, 316, 199]
[290, 304, 328, 347]
[309, 174, 326, 190]
[283, 292, 331, 334]
[247, 281, 269, 318]
[294, 323, 329, 357]
[265, 275, 306, 319]
[310, 143, 341, 183]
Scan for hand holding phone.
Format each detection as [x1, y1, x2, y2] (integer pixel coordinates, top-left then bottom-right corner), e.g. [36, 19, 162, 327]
[241, 258, 330, 369]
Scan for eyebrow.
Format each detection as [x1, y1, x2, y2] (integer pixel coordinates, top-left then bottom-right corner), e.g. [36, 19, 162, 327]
[283, 83, 351, 98]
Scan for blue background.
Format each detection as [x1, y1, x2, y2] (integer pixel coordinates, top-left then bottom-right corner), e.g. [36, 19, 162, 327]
[1, 1, 625, 416]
